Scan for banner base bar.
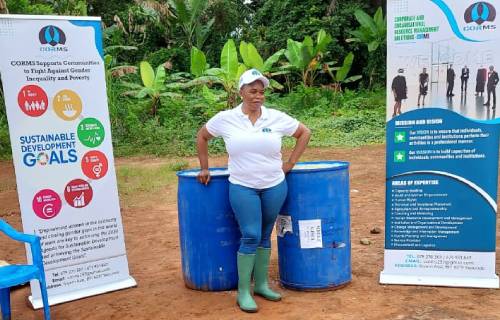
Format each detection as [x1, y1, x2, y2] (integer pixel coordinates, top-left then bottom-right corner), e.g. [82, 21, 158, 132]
[29, 276, 137, 309]
[379, 272, 499, 289]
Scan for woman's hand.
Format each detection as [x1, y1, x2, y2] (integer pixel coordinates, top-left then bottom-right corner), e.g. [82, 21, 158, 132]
[285, 123, 311, 172]
[197, 169, 211, 185]
[282, 161, 295, 174]
[196, 126, 214, 185]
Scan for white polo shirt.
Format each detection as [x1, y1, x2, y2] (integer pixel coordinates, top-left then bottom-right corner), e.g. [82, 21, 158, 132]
[206, 104, 299, 189]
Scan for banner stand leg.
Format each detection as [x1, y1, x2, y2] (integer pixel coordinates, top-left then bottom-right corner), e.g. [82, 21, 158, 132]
[28, 276, 137, 309]
[380, 272, 499, 289]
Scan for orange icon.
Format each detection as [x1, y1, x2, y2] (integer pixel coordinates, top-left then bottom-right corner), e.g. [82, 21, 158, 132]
[53, 89, 83, 121]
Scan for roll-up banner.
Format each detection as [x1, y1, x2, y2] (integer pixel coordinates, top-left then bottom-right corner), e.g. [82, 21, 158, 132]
[0, 15, 136, 307]
[381, 0, 500, 288]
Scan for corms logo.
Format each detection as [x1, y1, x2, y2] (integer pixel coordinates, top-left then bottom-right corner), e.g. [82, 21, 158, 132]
[38, 25, 68, 52]
[39, 25, 66, 46]
[465, 2, 496, 25]
[464, 2, 497, 31]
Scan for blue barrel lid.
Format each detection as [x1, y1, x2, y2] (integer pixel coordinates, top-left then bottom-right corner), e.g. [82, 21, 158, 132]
[177, 167, 229, 178]
[289, 161, 349, 173]
[177, 161, 348, 178]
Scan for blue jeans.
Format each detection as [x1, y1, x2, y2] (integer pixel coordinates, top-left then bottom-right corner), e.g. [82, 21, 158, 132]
[229, 180, 288, 254]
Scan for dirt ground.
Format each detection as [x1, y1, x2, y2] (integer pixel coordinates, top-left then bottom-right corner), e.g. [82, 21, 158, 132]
[1, 144, 500, 320]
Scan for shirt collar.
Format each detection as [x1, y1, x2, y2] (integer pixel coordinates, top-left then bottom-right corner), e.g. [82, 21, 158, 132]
[235, 104, 269, 120]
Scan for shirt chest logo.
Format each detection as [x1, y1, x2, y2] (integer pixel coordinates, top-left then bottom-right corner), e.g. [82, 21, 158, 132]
[262, 128, 272, 133]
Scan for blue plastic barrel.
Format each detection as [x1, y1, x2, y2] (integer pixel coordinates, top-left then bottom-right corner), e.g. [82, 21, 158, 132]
[177, 168, 240, 291]
[277, 161, 351, 290]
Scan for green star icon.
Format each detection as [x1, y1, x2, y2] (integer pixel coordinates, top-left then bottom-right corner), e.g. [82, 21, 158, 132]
[394, 131, 406, 143]
[394, 151, 406, 163]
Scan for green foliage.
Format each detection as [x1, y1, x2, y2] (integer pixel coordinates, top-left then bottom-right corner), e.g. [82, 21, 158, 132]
[168, 160, 189, 171]
[190, 46, 207, 77]
[189, 39, 246, 106]
[169, 0, 213, 49]
[108, 80, 226, 157]
[202, 0, 250, 66]
[122, 61, 180, 116]
[220, 39, 239, 82]
[102, 4, 169, 66]
[0, 0, 388, 160]
[347, 7, 386, 52]
[262, 50, 285, 74]
[244, 0, 380, 88]
[7, 0, 85, 15]
[347, 7, 387, 87]
[0, 74, 385, 159]
[110, 83, 385, 158]
[323, 52, 362, 91]
[146, 47, 190, 73]
[47, 0, 87, 15]
[240, 41, 264, 71]
[284, 29, 332, 87]
[246, 0, 368, 57]
[270, 87, 385, 149]
[6, 0, 54, 14]
[144, 48, 171, 70]
[141, 61, 156, 88]
[88, 0, 134, 25]
[238, 41, 285, 90]
[116, 163, 178, 200]
[336, 53, 355, 82]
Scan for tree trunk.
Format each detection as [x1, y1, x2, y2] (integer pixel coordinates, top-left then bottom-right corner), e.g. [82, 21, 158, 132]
[0, 0, 8, 14]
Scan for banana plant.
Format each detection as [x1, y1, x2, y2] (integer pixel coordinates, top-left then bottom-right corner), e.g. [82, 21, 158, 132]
[346, 7, 386, 87]
[239, 41, 285, 90]
[169, 0, 214, 49]
[122, 61, 180, 116]
[189, 39, 246, 107]
[284, 29, 332, 87]
[322, 52, 362, 92]
[347, 7, 386, 52]
[206, 39, 247, 107]
[190, 46, 207, 77]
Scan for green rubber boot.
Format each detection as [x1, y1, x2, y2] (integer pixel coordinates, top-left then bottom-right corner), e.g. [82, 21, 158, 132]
[253, 247, 282, 301]
[237, 253, 258, 313]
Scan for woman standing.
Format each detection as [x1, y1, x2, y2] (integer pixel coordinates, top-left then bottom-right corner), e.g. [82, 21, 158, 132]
[391, 68, 407, 117]
[417, 67, 429, 107]
[476, 66, 487, 96]
[196, 69, 311, 313]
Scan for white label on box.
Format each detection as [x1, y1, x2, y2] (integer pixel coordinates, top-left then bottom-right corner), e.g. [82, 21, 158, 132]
[298, 219, 322, 249]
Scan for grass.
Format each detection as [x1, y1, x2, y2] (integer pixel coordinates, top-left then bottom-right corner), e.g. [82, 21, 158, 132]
[0, 86, 386, 159]
[116, 160, 189, 200]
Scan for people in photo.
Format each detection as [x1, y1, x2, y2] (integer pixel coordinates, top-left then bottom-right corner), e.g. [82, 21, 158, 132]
[461, 65, 469, 92]
[446, 64, 455, 97]
[417, 67, 429, 106]
[391, 68, 407, 117]
[476, 66, 487, 96]
[484, 65, 499, 109]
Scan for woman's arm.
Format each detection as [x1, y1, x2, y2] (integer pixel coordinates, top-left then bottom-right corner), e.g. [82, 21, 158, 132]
[197, 125, 214, 185]
[283, 123, 311, 173]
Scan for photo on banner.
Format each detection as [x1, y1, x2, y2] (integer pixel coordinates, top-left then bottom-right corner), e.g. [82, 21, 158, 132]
[381, 0, 500, 288]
